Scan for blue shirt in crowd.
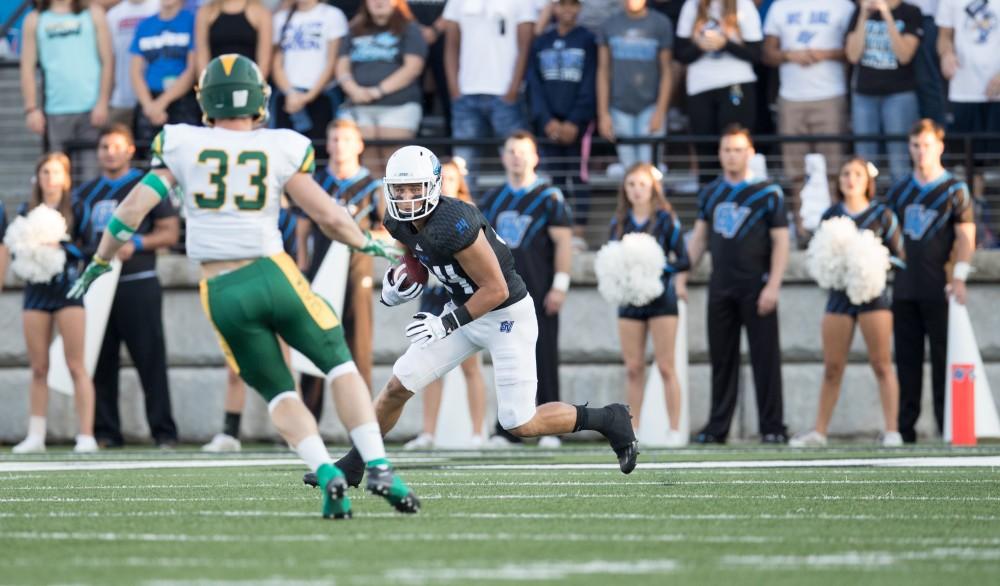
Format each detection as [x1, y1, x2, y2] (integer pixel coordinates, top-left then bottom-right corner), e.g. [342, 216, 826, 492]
[527, 25, 598, 130]
[130, 9, 195, 93]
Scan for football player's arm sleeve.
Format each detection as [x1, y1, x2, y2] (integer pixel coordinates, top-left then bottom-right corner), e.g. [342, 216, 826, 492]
[453, 230, 509, 319]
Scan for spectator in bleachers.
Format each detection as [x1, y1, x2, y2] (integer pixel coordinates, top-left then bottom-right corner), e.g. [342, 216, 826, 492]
[527, 0, 595, 249]
[11, 153, 97, 455]
[597, 0, 673, 173]
[407, 0, 452, 134]
[578, 0, 622, 32]
[845, 0, 922, 183]
[763, 0, 855, 243]
[72, 124, 180, 449]
[297, 119, 384, 412]
[608, 163, 689, 445]
[910, 0, 947, 124]
[195, 0, 273, 77]
[680, 126, 789, 444]
[479, 131, 573, 448]
[131, 0, 200, 146]
[106, 0, 160, 130]
[443, 0, 534, 181]
[336, 0, 428, 173]
[675, 0, 763, 185]
[404, 157, 488, 449]
[272, 0, 347, 141]
[20, 0, 113, 179]
[885, 119, 976, 443]
[790, 157, 904, 448]
[937, 0, 1000, 167]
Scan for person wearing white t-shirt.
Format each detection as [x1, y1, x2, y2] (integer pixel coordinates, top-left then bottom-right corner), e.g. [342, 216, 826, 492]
[937, 0, 1000, 165]
[763, 0, 855, 240]
[271, 0, 348, 140]
[443, 0, 535, 182]
[675, 0, 762, 185]
[910, 0, 948, 124]
[107, 0, 161, 129]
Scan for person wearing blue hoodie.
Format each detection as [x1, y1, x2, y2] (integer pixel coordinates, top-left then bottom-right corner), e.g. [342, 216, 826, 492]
[527, 0, 596, 246]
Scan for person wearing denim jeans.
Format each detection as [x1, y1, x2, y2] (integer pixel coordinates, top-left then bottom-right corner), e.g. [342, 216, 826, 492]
[443, 0, 536, 183]
[846, 0, 923, 182]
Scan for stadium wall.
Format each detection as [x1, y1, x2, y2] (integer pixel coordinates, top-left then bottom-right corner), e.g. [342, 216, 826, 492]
[2, 251, 1000, 444]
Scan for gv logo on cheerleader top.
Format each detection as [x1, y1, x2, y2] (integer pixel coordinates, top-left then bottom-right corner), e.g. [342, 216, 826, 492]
[713, 202, 751, 239]
[903, 204, 939, 240]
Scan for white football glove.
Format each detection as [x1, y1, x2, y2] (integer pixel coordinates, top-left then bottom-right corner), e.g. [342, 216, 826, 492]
[405, 311, 449, 348]
[380, 264, 423, 307]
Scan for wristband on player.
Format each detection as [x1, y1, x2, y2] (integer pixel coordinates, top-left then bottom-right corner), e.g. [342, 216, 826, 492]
[441, 305, 473, 334]
[953, 261, 974, 282]
[552, 272, 570, 293]
[140, 171, 171, 200]
[106, 215, 137, 242]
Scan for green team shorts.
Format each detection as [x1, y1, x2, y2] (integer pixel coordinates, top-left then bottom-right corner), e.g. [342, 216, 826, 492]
[199, 252, 353, 400]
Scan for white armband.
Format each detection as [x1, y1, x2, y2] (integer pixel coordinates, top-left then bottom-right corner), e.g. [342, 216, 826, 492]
[953, 261, 974, 282]
[552, 272, 571, 293]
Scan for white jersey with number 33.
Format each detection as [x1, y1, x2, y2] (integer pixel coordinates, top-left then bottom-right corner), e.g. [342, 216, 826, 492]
[152, 124, 315, 261]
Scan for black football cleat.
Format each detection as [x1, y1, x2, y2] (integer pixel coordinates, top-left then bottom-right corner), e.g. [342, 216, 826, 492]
[603, 403, 640, 474]
[335, 448, 366, 488]
[303, 471, 318, 487]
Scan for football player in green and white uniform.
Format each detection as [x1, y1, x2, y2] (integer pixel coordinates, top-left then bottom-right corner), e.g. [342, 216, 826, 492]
[69, 54, 419, 519]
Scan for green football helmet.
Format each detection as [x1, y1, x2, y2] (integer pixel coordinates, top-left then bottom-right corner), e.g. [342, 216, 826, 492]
[196, 54, 270, 125]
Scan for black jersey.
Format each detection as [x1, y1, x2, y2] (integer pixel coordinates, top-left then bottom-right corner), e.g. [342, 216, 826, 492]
[384, 196, 528, 309]
[306, 167, 383, 281]
[72, 168, 178, 277]
[278, 207, 298, 257]
[884, 172, 974, 301]
[697, 177, 788, 288]
[609, 209, 691, 277]
[821, 201, 906, 269]
[479, 180, 572, 298]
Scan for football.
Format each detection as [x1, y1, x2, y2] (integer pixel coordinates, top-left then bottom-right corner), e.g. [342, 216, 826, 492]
[399, 249, 429, 288]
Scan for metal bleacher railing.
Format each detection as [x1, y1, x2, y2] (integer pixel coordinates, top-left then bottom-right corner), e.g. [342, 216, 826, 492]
[60, 131, 1000, 250]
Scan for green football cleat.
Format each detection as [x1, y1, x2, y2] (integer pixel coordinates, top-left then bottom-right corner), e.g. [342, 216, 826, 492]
[316, 463, 352, 520]
[365, 459, 420, 514]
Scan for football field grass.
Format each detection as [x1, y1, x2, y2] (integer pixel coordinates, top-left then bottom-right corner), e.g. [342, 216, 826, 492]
[2, 445, 999, 585]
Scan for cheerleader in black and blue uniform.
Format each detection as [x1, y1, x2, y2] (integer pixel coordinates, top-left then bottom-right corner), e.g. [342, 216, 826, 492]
[12, 153, 97, 454]
[791, 158, 906, 448]
[609, 163, 690, 442]
[404, 158, 488, 449]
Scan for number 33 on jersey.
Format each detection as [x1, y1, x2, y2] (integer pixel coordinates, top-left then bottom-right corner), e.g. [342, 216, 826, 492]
[151, 124, 315, 262]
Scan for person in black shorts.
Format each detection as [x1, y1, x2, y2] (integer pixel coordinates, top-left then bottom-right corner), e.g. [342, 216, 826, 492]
[884, 119, 976, 443]
[790, 157, 905, 448]
[681, 125, 789, 444]
[608, 163, 689, 445]
[11, 153, 97, 454]
[404, 157, 488, 449]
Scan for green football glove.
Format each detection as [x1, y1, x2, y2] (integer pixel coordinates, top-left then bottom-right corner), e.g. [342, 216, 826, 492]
[67, 255, 112, 299]
[355, 231, 403, 263]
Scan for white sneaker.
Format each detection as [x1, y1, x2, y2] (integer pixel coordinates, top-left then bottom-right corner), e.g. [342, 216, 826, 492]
[201, 433, 241, 453]
[12, 435, 45, 454]
[469, 434, 484, 449]
[789, 430, 827, 448]
[487, 435, 515, 449]
[73, 435, 99, 453]
[880, 431, 904, 447]
[538, 435, 562, 449]
[664, 430, 688, 447]
[403, 433, 434, 450]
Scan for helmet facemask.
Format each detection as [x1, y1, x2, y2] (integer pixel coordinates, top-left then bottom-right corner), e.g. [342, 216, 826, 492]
[384, 176, 442, 221]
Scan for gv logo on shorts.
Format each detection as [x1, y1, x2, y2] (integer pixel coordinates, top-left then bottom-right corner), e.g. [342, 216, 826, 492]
[500, 320, 514, 333]
[713, 202, 751, 239]
[496, 211, 533, 248]
[904, 204, 939, 240]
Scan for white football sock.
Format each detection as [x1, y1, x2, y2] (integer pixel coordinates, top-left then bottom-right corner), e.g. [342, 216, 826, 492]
[349, 422, 386, 464]
[295, 434, 333, 473]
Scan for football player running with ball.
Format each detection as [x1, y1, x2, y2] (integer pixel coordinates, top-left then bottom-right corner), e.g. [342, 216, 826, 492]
[68, 54, 419, 520]
[324, 145, 640, 489]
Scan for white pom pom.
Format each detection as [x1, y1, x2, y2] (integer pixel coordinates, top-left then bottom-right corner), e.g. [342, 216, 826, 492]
[806, 216, 859, 290]
[595, 232, 666, 306]
[844, 229, 891, 304]
[3, 206, 68, 284]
